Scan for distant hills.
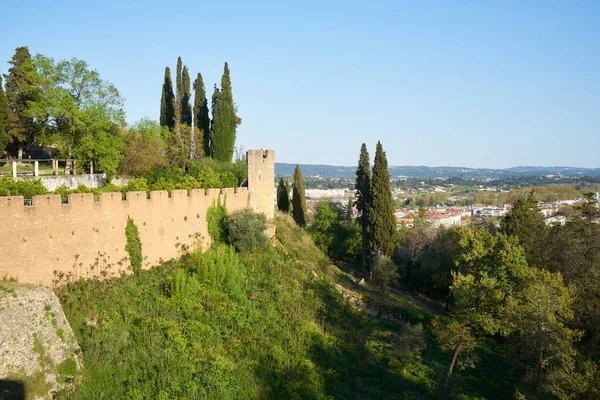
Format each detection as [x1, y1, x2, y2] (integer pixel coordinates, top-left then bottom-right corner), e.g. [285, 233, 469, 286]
[275, 163, 600, 179]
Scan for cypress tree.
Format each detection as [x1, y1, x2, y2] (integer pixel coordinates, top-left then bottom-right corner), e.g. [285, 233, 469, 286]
[277, 178, 291, 213]
[292, 165, 307, 227]
[159, 67, 175, 130]
[3, 46, 40, 158]
[181, 66, 192, 127]
[369, 141, 397, 257]
[193, 73, 210, 157]
[0, 76, 11, 155]
[210, 62, 239, 162]
[355, 143, 372, 271]
[175, 56, 183, 105]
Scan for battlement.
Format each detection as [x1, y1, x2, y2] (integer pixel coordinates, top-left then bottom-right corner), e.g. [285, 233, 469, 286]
[0, 187, 251, 211]
[0, 150, 274, 286]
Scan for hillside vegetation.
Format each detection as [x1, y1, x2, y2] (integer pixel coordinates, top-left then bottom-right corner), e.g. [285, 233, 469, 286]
[54, 213, 519, 399]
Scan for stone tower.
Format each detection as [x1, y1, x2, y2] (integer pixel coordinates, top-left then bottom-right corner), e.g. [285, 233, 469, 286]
[247, 149, 275, 219]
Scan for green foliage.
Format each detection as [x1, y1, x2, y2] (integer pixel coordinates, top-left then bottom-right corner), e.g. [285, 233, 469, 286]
[276, 177, 291, 213]
[210, 63, 239, 162]
[292, 165, 307, 226]
[219, 171, 238, 188]
[180, 66, 192, 126]
[0, 177, 47, 198]
[308, 200, 361, 261]
[501, 191, 549, 268]
[509, 268, 582, 394]
[188, 157, 247, 186]
[225, 209, 268, 254]
[160, 66, 175, 130]
[372, 253, 400, 294]
[3, 46, 40, 151]
[206, 197, 227, 243]
[0, 76, 10, 155]
[355, 143, 371, 269]
[125, 217, 143, 276]
[30, 55, 125, 175]
[166, 123, 192, 169]
[369, 141, 397, 257]
[55, 213, 524, 400]
[119, 118, 168, 177]
[193, 72, 210, 157]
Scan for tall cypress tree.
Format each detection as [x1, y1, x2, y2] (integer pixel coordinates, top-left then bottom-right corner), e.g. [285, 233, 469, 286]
[3, 46, 40, 158]
[175, 56, 183, 105]
[277, 178, 291, 213]
[210, 62, 239, 162]
[193, 73, 210, 157]
[0, 76, 11, 155]
[369, 141, 397, 257]
[355, 143, 372, 271]
[159, 67, 175, 130]
[292, 165, 308, 227]
[181, 66, 192, 127]
[209, 85, 224, 159]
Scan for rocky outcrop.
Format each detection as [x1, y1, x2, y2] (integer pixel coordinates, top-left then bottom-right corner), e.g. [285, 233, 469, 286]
[0, 283, 81, 399]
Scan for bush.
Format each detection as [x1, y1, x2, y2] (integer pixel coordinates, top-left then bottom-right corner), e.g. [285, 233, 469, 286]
[226, 209, 268, 254]
[207, 197, 228, 243]
[125, 178, 149, 193]
[372, 253, 399, 294]
[125, 217, 143, 276]
[0, 177, 47, 199]
[219, 171, 238, 188]
[188, 158, 247, 186]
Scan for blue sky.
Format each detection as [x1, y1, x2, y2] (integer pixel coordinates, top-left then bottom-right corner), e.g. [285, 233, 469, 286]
[1, 0, 598, 168]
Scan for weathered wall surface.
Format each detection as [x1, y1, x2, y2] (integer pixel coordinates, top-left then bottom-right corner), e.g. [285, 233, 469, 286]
[37, 174, 107, 191]
[247, 150, 275, 219]
[0, 188, 248, 286]
[0, 149, 275, 286]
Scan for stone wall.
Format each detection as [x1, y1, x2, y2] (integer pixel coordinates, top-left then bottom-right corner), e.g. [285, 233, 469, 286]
[0, 150, 275, 286]
[37, 174, 107, 191]
[247, 150, 275, 219]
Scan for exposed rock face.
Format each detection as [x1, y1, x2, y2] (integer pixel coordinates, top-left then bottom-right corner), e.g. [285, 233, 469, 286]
[0, 284, 81, 399]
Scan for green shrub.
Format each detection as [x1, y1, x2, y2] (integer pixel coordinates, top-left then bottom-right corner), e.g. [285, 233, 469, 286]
[188, 158, 247, 186]
[0, 177, 47, 199]
[194, 244, 245, 300]
[125, 217, 143, 275]
[226, 209, 268, 254]
[206, 197, 227, 243]
[174, 175, 200, 191]
[125, 178, 149, 192]
[149, 177, 176, 193]
[372, 253, 399, 294]
[196, 166, 222, 189]
[219, 171, 238, 188]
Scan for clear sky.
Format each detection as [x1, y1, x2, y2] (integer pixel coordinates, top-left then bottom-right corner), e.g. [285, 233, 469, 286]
[1, 0, 598, 168]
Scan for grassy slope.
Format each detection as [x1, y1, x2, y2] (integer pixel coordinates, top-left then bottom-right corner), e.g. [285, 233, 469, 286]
[55, 214, 518, 399]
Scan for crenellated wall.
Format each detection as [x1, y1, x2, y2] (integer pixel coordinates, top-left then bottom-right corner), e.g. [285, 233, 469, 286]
[0, 150, 275, 286]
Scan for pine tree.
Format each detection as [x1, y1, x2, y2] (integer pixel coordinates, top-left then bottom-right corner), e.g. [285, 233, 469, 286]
[355, 143, 372, 271]
[369, 141, 397, 257]
[292, 165, 307, 227]
[193, 73, 210, 157]
[501, 191, 548, 268]
[181, 66, 192, 127]
[3, 46, 40, 158]
[0, 76, 11, 155]
[277, 178, 291, 213]
[159, 67, 175, 130]
[210, 62, 239, 162]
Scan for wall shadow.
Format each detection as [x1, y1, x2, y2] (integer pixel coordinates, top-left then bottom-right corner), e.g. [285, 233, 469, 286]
[0, 379, 26, 400]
